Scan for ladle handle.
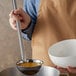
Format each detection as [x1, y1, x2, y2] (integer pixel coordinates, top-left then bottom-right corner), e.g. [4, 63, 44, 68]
[12, 0, 25, 60]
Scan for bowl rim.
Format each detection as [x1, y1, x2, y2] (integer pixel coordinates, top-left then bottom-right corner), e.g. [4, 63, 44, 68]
[43, 66, 60, 75]
[48, 39, 76, 58]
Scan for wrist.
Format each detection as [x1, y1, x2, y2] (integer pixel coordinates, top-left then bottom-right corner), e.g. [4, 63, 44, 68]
[22, 20, 32, 32]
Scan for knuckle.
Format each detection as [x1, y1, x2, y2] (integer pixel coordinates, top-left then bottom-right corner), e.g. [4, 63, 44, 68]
[18, 8, 22, 11]
[9, 14, 11, 17]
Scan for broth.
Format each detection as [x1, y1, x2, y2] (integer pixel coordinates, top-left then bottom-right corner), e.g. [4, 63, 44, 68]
[18, 62, 41, 67]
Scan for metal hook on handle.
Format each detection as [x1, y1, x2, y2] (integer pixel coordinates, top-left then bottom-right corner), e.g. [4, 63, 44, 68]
[12, 0, 25, 60]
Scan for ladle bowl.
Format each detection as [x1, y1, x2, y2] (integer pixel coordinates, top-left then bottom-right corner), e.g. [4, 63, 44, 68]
[16, 59, 43, 75]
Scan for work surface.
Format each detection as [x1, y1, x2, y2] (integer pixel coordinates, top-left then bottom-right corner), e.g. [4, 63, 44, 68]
[0, 66, 59, 76]
[0, 66, 73, 76]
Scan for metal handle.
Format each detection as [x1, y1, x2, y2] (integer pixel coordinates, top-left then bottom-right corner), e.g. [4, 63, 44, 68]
[12, 0, 25, 60]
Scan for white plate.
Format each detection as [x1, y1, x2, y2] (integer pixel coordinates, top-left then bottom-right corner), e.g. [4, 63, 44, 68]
[36, 66, 60, 76]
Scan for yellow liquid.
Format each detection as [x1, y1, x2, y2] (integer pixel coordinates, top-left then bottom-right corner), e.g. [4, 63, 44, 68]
[18, 62, 41, 67]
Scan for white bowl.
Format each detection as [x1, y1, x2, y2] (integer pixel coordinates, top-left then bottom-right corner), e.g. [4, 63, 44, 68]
[48, 39, 76, 68]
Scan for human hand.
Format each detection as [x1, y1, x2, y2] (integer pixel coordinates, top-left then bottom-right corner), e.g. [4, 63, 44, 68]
[55, 66, 76, 74]
[9, 8, 31, 30]
[67, 66, 76, 74]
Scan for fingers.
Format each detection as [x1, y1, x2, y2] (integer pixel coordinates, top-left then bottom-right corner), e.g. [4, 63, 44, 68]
[9, 10, 23, 30]
[9, 8, 31, 30]
[55, 66, 68, 73]
[9, 18, 16, 30]
[13, 8, 26, 17]
[9, 11, 16, 30]
[9, 10, 22, 20]
[67, 66, 76, 73]
[55, 66, 76, 74]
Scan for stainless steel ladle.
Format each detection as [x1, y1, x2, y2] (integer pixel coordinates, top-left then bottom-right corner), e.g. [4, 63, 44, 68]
[12, 0, 43, 75]
[12, 0, 25, 60]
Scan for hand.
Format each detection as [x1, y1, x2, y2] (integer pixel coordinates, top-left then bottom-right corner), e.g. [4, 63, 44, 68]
[55, 66, 68, 73]
[67, 66, 76, 74]
[55, 66, 76, 74]
[9, 8, 31, 30]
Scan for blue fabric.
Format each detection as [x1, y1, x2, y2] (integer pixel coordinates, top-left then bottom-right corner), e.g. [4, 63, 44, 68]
[22, 0, 40, 40]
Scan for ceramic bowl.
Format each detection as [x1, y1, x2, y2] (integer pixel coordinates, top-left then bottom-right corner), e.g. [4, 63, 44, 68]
[48, 39, 76, 68]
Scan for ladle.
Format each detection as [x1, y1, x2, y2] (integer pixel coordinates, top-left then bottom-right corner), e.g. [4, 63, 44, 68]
[12, 0, 43, 75]
[12, 0, 25, 60]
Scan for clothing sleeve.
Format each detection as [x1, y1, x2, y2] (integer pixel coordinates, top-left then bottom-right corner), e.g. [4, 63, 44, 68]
[22, 0, 40, 40]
